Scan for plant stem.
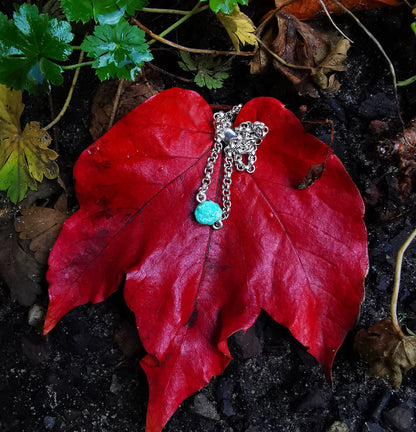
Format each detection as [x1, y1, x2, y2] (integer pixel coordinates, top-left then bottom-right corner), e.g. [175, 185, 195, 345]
[61, 61, 94, 70]
[318, 0, 353, 43]
[146, 1, 204, 46]
[44, 52, 84, 131]
[135, 18, 254, 56]
[142, 7, 209, 15]
[397, 75, 416, 87]
[108, 78, 125, 130]
[390, 227, 416, 339]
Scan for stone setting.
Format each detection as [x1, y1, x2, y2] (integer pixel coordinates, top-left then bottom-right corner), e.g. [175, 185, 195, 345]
[194, 200, 222, 225]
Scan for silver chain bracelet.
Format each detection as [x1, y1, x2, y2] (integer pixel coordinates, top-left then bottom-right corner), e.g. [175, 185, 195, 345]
[194, 105, 269, 229]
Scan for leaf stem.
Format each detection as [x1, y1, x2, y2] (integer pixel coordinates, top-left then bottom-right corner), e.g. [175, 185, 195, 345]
[134, 18, 254, 56]
[107, 78, 125, 130]
[256, 36, 313, 70]
[318, 0, 353, 43]
[391, 227, 416, 339]
[61, 61, 94, 70]
[44, 51, 84, 131]
[141, 6, 209, 15]
[146, 1, 204, 45]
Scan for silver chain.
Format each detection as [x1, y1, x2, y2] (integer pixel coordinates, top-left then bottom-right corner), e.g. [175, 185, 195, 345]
[195, 104, 269, 229]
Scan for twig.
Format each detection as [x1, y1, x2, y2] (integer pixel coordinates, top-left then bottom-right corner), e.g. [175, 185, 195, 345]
[318, 0, 354, 43]
[157, 1, 205, 40]
[133, 18, 255, 56]
[44, 51, 84, 131]
[390, 227, 416, 339]
[107, 78, 125, 131]
[147, 63, 193, 82]
[256, 36, 313, 70]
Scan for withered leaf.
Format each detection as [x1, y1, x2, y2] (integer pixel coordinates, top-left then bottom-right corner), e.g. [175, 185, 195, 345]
[311, 38, 350, 95]
[295, 163, 325, 189]
[216, 6, 257, 53]
[15, 194, 68, 264]
[268, 12, 330, 97]
[252, 13, 349, 97]
[250, 26, 275, 74]
[0, 211, 43, 305]
[354, 317, 416, 390]
[0, 181, 63, 305]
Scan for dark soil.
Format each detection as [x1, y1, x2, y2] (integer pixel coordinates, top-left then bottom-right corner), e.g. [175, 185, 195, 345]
[1, 2, 416, 432]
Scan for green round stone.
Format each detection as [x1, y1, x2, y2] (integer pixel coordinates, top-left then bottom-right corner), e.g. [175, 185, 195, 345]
[195, 200, 222, 225]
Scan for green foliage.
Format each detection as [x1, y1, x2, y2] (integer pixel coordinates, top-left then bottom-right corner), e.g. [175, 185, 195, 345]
[81, 20, 153, 80]
[201, 0, 249, 14]
[0, 4, 73, 94]
[178, 52, 231, 89]
[61, 0, 146, 24]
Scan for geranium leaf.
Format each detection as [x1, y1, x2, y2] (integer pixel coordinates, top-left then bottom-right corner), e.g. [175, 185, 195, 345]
[201, 0, 249, 14]
[44, 88, 368, 432]
[61, 0, 146, 24]
[0, 4, 73, 94]
[81, 20, 153, 81]
[0, 84, 58, 203]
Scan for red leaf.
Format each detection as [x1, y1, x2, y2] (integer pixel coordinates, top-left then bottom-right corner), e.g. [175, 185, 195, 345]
[44, 88, 368, 431]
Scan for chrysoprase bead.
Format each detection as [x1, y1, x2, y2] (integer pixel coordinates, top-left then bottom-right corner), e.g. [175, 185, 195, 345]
[195, 200, 222, 225]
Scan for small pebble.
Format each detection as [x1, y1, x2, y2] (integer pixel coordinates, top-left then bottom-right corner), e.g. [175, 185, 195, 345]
[364, 422, 386, 432]
[232, 326, 262, 359]
[191, 393, 220, 420]
[27, 304, 44, 327]
[383, 406, 415, 432]
[43, 416, 55, 430]
[110, 374, 122, 394]
[327, 421, 348, 432]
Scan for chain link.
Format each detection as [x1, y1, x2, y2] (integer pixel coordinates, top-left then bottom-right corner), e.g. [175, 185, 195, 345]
[195, 104, 269, 229]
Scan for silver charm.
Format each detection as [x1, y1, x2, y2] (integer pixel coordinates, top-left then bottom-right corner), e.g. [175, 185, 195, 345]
[195, 105, 269, 229]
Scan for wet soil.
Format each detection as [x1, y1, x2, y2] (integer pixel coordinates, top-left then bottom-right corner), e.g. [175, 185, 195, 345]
[1, 3, 416, 432]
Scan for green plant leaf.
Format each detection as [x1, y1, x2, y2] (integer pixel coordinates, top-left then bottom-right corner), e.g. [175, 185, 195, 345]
[178, 51, 197, 72]
[0, 4, 73, 94]
[179, 52, 231, 89]
[81, 20, 153, 81]
[61, 0, 146, 24]
[0, 84, 58, 203]
[201, 0, 249, 14]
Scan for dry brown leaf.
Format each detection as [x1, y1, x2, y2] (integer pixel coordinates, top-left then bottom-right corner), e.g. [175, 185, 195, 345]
[354, 317, 416, 390]
[274, 0, 400, 20]
[271, 12, 330, 97]
[311, 38, 350, 95]
[0, 182, 63, 305]
[15, 194, 68, 264]
[0, 211, 43, 305]
[252, 13, 349, 97]
[250, 26, 275, 74]
[89, 66, 164, 141]
[216, 6, 257, 53]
